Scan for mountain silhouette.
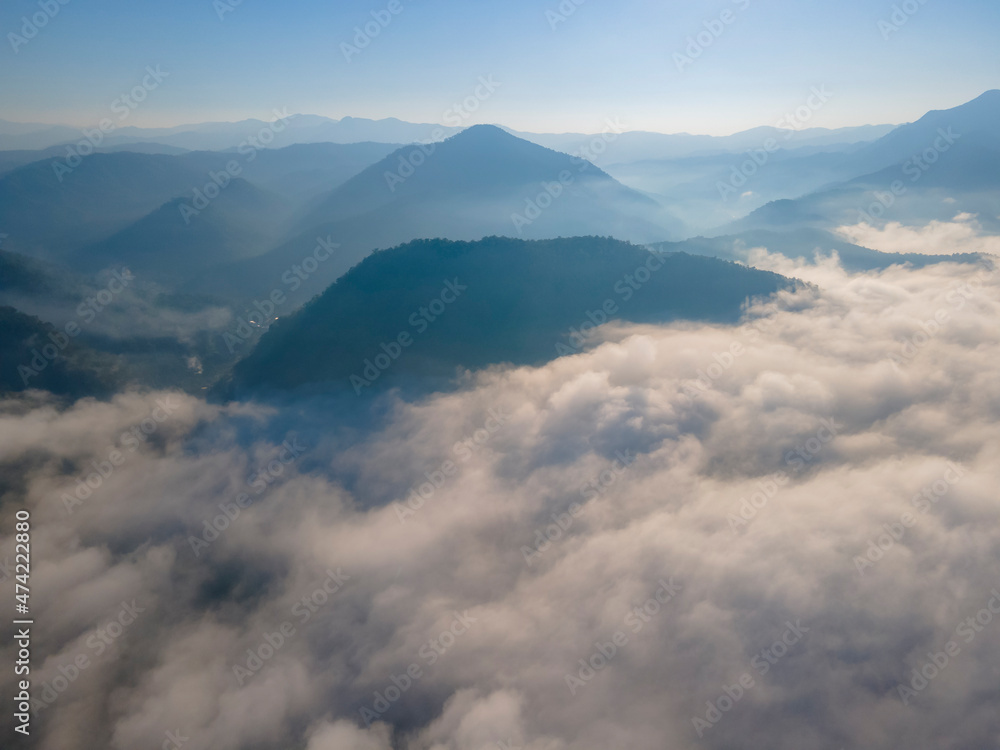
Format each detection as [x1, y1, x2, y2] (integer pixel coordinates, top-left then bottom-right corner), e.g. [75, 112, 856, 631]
[209, 126, 683, 301]
[858, 89, 1000, 170]
[226, 235, 792, 395]
[75, 178, 292, 284]
[719, 91, 1000, 237]
[297, 124, 676, 235]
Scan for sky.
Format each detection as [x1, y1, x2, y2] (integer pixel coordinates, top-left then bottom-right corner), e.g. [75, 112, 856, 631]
[2, 0, 999, 135]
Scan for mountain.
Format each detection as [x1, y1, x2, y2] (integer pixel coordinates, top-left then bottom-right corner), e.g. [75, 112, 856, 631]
[208, 126, 682, 301]
[0, 248, 86, 300]
[0, 142, 190, 177]
[604, 147, 877, 236]
[514, 123, 897, 166]
[0, 121, 85, 150]
[596, 92, 1000, 237]
[100, 114, 459, 151]
[226, 235, 793, 394]
[234, 141, 400, 201]
[717, 92, 1000, 237]
[852, 131, 1000, 192]
[298, 124, 672, 233]
[856, 89, 1000, 170]
[73, 178, 293, 284]
[724, 135, 1000, 237]
[0, 305, 122, 398]
[0, 115, 895, 162]
[0, 152, 221, 258]
[0, 142, 402, 263]
[0, 115, 456, 152]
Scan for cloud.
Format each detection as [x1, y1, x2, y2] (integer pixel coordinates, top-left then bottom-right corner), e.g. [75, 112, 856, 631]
[2, 251, 1000, 750]
[834, 212, 1000, 255]
[305, 720, 393, 750]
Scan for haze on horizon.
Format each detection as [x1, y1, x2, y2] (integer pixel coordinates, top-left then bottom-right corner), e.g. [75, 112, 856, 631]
[2, 0, 999, 134]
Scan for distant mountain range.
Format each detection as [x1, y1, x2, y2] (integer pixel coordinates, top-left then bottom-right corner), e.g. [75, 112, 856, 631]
[3, 91, 998, 401]
[5, 92, 996, 256]
[0, 114, 459, 153]
[74, 178, 292, 282]
[0, 142, 399, 263]
[206, 124, 681, 301]
[516, 123, 897, 165]
[0, 113, 894, 162]
[3, 92, 996, 288]
[0, 124, 683, 298]
[721, 90, 1000, 236]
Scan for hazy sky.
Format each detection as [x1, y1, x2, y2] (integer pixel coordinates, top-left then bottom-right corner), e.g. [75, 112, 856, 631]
[2, 0, 998, 134]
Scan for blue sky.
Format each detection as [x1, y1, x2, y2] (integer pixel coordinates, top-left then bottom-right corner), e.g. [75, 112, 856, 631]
[2, 0, 998, 134]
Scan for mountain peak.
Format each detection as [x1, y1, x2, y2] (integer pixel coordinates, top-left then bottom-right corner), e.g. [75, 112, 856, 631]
[911, 88, 1000, 125]
[448, 123, 520, 145]
[969, 88, 1000, 103]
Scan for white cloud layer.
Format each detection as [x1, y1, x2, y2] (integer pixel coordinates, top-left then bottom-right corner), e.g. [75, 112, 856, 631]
[2, 251, 999, 750]
[834, 212, 1000, 255]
